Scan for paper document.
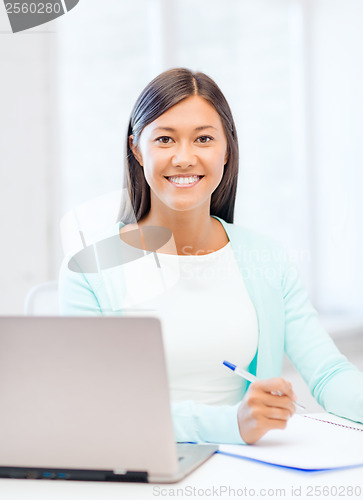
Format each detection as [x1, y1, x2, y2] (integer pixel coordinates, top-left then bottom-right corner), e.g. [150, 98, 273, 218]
[218, 414, 363, 471]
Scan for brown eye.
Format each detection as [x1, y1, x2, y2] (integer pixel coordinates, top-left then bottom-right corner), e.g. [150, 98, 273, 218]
[197, 136, 213, 143]
[156, 136, 172, 144]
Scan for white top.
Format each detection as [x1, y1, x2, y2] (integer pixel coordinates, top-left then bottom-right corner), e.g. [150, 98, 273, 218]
[117, 242, 259, 406]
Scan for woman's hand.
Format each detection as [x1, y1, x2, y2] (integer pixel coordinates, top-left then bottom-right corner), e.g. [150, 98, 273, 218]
[237, 377, 296, 444]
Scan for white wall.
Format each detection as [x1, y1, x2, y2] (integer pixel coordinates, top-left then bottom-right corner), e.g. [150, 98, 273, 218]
[310, 0, 363, 314]
[0, 4, 58, 314]
[57, 0, 150, 215]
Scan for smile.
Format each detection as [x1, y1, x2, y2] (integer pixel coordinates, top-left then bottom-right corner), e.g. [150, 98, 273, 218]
[165, 175, 204, 188]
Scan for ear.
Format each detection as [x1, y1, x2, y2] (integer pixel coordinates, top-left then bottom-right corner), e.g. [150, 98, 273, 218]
[129, 135, 143, 166]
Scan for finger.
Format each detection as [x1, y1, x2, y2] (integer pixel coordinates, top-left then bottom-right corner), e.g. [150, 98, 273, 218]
[262, 393, 296, 413]
[265, 407, 294, 422]
[256, 377, 296, 401]
[259, 415, 290, 432]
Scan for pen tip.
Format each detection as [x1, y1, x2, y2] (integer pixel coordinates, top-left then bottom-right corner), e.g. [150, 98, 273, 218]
[223, 360, 236, 371]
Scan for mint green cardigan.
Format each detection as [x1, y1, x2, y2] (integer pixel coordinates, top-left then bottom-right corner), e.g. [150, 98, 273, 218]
[59, 216, 363, 444]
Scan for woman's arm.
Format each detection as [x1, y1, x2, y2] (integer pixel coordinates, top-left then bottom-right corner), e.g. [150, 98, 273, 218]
[282, 259, 363, 423]
[171, 400, 245, 444]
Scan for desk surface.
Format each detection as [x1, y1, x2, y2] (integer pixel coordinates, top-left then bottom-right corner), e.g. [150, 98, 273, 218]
[1, 414, 362, 500]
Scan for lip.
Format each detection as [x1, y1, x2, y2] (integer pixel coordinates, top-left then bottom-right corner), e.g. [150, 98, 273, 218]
[164, 174, 204, 178]
[165, 175, 204, 188]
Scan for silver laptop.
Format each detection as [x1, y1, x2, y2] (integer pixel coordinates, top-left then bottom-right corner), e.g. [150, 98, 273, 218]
[0, 316, 217, 483]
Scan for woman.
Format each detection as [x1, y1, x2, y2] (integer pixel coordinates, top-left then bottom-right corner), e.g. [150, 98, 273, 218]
[59, 68, 363, 445]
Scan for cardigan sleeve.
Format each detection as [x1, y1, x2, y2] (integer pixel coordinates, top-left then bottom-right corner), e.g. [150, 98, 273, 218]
[58, 257, 246, 444]
[171, 401, 244, 444]
[58, 256, 103, 316]
[282, 259, 363, 424]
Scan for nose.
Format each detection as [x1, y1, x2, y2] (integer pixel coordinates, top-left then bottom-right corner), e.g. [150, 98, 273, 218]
[171, 142, 197, 168]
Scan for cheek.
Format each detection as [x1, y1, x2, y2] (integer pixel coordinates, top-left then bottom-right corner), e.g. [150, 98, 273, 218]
[144, 148, 168, 171]
[205, 144, 225, 161]
[142, 153, 167, 187]
[207, 149, 226, 174]
[211, 153, 226, 188]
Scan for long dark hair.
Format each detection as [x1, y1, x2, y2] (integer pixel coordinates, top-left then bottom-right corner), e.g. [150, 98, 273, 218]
[118, 68, 239, 223]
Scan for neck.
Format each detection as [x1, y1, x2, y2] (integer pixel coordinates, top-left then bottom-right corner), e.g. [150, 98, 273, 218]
[138, 208, 218, 255]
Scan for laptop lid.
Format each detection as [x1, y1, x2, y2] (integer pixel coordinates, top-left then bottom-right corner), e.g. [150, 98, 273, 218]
[0, 316, 179, 479]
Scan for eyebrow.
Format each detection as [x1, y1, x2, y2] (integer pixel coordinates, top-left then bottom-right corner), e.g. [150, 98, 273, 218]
[153, 125, 218, 132]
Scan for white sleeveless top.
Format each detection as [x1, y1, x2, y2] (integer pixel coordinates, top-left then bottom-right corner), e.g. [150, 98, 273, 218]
[119, 242, 259, 406]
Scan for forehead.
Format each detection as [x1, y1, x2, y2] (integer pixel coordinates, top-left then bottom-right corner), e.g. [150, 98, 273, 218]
[145, 95, 224, 132]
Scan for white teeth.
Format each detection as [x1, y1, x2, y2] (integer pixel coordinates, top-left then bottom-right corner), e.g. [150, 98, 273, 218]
[168, 175, 200, 185]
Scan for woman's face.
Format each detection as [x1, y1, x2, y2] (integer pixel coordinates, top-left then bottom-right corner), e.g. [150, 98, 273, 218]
[130, 95, 228, 216]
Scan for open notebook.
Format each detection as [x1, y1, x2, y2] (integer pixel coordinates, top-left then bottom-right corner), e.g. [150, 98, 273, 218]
[218, 413, 363, 472]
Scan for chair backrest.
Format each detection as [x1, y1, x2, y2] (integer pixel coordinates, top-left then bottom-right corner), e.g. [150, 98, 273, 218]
[24, 281, 59, 316]
[24, 190, 128, 316]
[60, 189, 125, 256]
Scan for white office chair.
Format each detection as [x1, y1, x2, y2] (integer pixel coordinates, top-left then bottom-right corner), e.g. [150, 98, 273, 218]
[24, 280, 59, 316]
[60, 189, 125, 256]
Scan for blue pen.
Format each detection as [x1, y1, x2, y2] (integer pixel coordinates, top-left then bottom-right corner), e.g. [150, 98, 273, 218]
[223, 360, 306, 411]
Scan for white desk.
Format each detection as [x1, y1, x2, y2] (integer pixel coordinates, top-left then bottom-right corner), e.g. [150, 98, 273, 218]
[1, 414, 362, 500]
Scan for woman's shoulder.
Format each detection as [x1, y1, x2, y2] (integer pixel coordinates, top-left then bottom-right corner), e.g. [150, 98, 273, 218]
[220, 220, 295, 287]
[59, 221, 121, 281]
[216, 217, 287, 255]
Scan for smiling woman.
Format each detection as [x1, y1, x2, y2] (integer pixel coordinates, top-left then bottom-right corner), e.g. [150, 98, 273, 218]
[121, 68, 238, 227]
[59, 68, 363, 446]
[127, 95, 230, 255]
[118, 68, 239, 257]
